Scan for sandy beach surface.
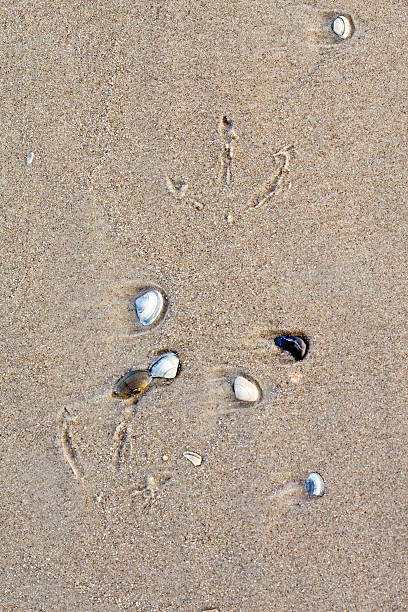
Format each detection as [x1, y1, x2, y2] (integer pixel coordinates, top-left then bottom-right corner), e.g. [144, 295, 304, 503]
[1, 1, 407, 610]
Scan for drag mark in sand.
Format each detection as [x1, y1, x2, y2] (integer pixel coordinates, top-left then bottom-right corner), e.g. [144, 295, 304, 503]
[249, 146, 293, 210]
[218, 115, 237, 187]
[110, 403, 135, 470]
[58, 408, 83, 479]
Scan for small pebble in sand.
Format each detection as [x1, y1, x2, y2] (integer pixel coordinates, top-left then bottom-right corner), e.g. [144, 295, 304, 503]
[148, 351, 180, 379]
[289, 371, 303, 384]
[135, 288, 165, 326]
[183, 451, 202, 466]
[233, 375, 261, 402]
[331, 15, 354, 39]
[26, 151, 34, 165]
[305, 472, 325, 497]
[226, 213, 234, 224]
[112, 369, 152, 400]
[274, 334, 308, 361]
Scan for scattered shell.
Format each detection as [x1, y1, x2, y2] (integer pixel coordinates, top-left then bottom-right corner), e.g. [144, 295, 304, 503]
[305, 472, 325, 497]
[233, 375, 261, 402]
[26, 152, 34, 165]
[274, 335, 308, 361]
[183, 451, 202, 466]
[331, 15, 354, 39]
[148, 352, 180, 379]
[135, 288, 165, 326]
[112, 369, 151, 399]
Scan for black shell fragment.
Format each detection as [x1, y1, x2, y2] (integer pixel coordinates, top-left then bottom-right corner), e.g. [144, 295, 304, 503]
[274, 335, 308, 361]
[112, 369, 151, 399]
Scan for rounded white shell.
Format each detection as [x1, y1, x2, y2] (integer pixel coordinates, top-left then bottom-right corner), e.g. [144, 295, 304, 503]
[233, 376, 260, 402]
[332, 15, 353, 39]
[148, 352, 179, 379]
[135, 289, 164, 326]
[305, 472, 325, 497]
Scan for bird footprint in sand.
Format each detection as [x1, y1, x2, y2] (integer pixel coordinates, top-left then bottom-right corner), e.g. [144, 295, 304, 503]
[165, 115, 294, 215]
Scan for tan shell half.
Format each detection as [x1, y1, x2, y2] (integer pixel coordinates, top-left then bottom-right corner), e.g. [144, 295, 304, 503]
[233, 376, 261, 402]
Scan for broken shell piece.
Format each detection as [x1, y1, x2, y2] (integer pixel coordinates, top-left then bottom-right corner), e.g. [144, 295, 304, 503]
[26, 152, 34, 165]
[305, 472, 325, 497]
[233, 376, 261, 402]
[148, 352, 180, 379]
[183, 451, 202, 466]
[135, 288, 165, 326]
[274, 335, 308, 361]
[112, 369, 151, 399]
[331, 15, 354, 39]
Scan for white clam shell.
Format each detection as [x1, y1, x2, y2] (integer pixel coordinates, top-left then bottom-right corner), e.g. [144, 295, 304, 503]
[305, 472, 325, 497]
[233, 376, 260, 402]
[148, 352, 179, 379]
[332, 15, 353, 39]
[183, 451, 202, 466]
[135, 289, 164, 326]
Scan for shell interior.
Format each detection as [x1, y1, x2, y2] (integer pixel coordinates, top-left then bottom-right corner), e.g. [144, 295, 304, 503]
[113, 369, 152, 399]
[233, 376, 260, 402]
[148, 352, 180, 379]
[135, 289, 164, 326]
[331, 15, 353, 39]
[274, 335, 308, 361]
[305, 472, 325, 497]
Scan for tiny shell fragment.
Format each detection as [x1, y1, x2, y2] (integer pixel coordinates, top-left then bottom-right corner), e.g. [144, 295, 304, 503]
[183, 451, 202, 466]
[26, 152, 34, 165]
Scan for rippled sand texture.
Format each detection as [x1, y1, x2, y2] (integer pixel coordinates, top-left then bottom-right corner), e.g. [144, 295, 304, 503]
[1, 1, 407, 610]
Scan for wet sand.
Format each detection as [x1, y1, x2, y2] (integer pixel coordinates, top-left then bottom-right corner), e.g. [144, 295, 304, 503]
[1, 1, 407, 610]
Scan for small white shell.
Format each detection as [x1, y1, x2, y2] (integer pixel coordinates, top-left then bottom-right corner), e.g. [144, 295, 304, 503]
[135, 289, 164, 326]
[183, 451, 202, 466]
[331, 15, 353, 39]
[305, 472, 325, 497]
[148, 352, 179, 379]
[233, 376, 260, 402]
[26, 152, 34, 165]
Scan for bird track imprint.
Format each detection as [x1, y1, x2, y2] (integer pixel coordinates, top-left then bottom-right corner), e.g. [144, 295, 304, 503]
[165, 115, 294, 213]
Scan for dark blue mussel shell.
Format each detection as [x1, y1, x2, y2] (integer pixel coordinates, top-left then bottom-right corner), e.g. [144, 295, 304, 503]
[274, 335, 308, 361]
